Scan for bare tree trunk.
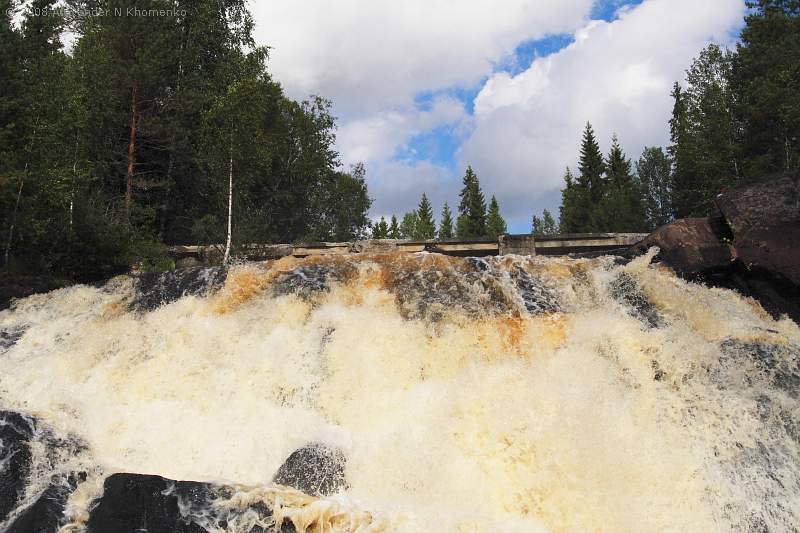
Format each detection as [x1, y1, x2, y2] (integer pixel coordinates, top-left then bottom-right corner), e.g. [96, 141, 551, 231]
[69, 133, 79, 238]
[223, 136, 233, 265]
[125, 83, 139, 220]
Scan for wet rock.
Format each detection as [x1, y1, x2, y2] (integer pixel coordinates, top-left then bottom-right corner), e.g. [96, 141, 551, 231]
[130, 266, 227, 312]
[6, 472, 85, 533]
[87, 474, 210, 533]
[609, 272, 662, 328]
[87, 473, 296, 533]
[629, 217, 733, 276]
[0, 326, 26, 353]
[720, 340, 800, 398]
[271, 263, 356, 300]
[273, 443, 348, 497]
[0, 411, 35, 523]
[508, 266, 562, 315]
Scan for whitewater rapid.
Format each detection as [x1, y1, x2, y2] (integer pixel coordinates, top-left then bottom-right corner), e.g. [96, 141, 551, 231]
[0, 250, 798, 531]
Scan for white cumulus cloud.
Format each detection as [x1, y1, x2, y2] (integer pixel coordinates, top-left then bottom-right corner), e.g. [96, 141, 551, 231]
[459, 0, 746, 227]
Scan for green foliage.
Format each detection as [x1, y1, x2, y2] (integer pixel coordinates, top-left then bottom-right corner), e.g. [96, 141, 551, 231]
[733, 1, 800, 178]
[636, 147, 674, 230]
[438, 202, 454, 239]
[388, 215, 400, 239]
[372, 217, 389, 239]
[456, 166, 487, 238]
[1, 0, 372, 281]
[596, 136, 647, 232]
[486, 196, 507, 238]
[399, 211, 419, 239]
[532, 209, 558, 236]
[415, 193, 436, 239]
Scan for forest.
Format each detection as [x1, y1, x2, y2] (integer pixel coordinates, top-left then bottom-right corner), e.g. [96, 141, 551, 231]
[1, 0, 371, 281]
[1, 1, 798, 284]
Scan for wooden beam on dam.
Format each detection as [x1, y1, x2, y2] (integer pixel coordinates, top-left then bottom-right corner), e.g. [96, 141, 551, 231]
[169, 233, 648, 262]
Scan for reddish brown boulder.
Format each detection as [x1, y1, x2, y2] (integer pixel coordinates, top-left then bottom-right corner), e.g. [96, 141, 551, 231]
[715, 176, 800, 286]
[630, 217, 733, 275]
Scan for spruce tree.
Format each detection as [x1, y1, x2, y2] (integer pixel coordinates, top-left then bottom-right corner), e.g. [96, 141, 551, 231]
[486, 196, 507, 238]
[415, 193, 436, 239]
[438, 202, 454, 239]
[456, 166, 487, 238]
[558, 167, 587, 233]
[597, 135, 646, 231]
[388, 215, 400, 239]
[578, 122, 606, 205]
[372, 216, 389, 239]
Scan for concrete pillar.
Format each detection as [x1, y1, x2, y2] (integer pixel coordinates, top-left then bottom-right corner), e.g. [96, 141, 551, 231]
[499, 234, 536, 256]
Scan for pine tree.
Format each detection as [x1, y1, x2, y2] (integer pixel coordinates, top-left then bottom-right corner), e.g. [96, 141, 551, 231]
[637, 147, 674, 230]
[372, 216, 389, 239]
[388, 215, 400, 239]
[456, 166, 487, 238]
[415, 193, 436, 239]
[399, 211, 419, 239]
[486, 195, 507, 238]
[438, 202, 454, 239]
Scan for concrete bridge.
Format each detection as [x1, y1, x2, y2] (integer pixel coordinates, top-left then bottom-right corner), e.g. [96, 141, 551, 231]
[169, 233, 648, 262]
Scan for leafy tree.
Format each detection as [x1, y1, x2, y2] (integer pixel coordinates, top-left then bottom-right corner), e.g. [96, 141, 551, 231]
[670, 45, 738, 216]
[388, 215, 400, 239]
[636, 147, 674, 230]
[486, 195, 507, 238]
[532, 209, 558, 236]
[415, 193, 436, 239]
[399, 211, 419, 239]
[438, 202, 454, 239]
[732, 0, 800, 178]
[456, 166, 487, 238]
[372, 216, 389, 239]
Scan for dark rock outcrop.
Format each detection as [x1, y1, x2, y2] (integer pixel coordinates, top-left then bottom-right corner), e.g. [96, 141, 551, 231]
[0, 411, 35, 523]
[130, 266, 228, 312]
[629, 176, 800, 322]
[86, 474, 212, 533]
[273, 443, 348, 497]
[86, 473, 299, 533]
[0, 274, 66, 311]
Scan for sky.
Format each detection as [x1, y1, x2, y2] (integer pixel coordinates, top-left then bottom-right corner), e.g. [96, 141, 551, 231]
[252, 0, 746, 233]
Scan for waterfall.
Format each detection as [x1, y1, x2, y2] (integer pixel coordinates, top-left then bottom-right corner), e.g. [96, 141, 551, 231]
[1, 250, 798, 532]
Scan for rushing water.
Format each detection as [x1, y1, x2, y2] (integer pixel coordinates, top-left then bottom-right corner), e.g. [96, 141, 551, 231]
[0, 250, 798, 532]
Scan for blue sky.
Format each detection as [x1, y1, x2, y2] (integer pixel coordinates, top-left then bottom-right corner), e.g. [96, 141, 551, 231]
[253, 0, 745, 233]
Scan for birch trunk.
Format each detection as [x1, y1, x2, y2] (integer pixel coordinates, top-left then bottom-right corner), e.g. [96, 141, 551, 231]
[223, 137, 233, 265]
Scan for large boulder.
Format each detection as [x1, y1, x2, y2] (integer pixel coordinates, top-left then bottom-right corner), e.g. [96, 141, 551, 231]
[630, 176, 800, 322]
[715, 176, 800, 286]
[630, 217, 733, 275]
[273, 443, 348, 497]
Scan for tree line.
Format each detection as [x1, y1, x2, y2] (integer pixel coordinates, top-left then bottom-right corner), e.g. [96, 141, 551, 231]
[371, 165, 508, 240]
[0, 0, 372, 281]
[532, 0, 799, 235]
